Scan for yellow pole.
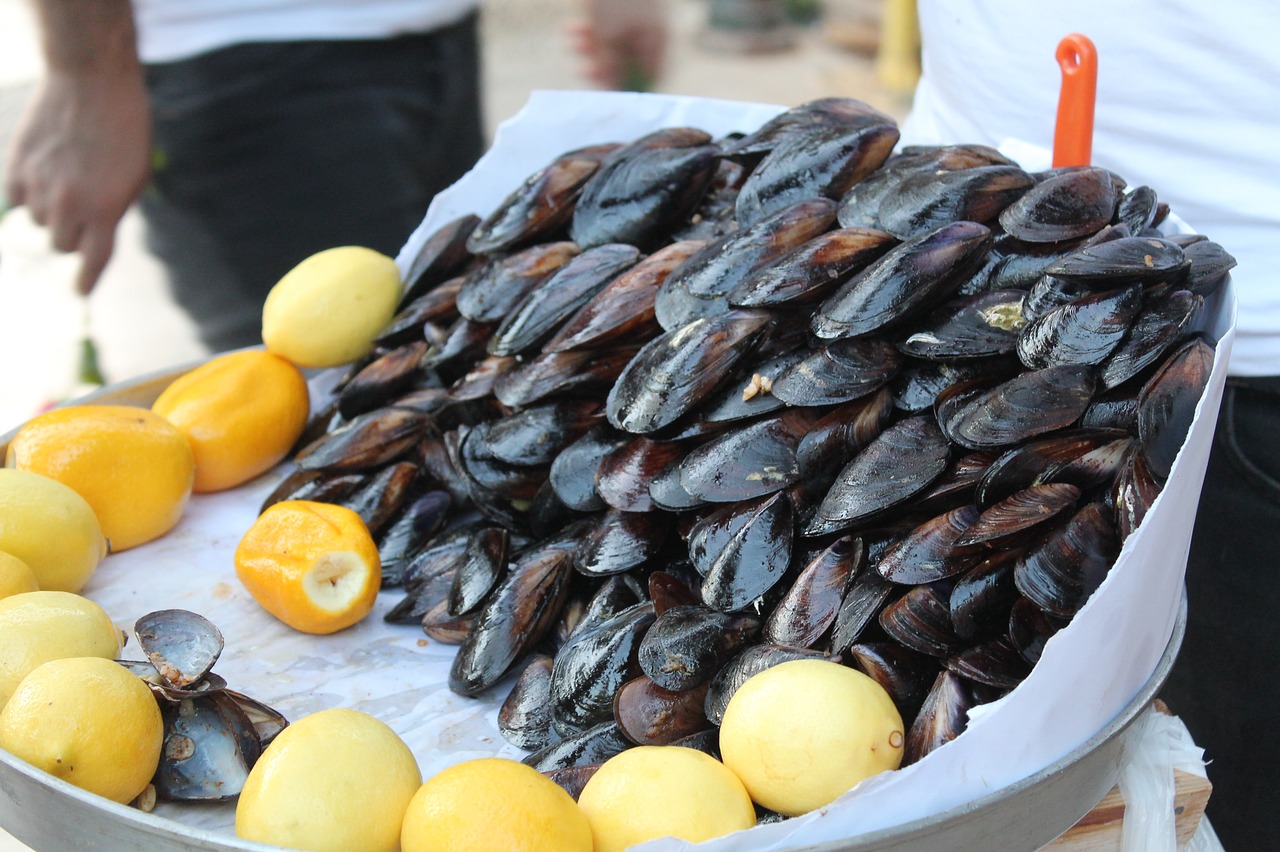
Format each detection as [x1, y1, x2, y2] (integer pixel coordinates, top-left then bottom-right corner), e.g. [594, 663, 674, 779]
[876, 0, 920, 93]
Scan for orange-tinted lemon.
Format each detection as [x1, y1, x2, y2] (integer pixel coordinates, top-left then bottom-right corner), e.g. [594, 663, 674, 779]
[152, 350, 310, 492]
[401, 758, 592, 852]
[5, 406, 194, 551]
[234, 501, 380, 634]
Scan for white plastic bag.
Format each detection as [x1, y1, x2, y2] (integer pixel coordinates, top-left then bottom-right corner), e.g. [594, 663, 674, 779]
[1117, 708, 1211, 852]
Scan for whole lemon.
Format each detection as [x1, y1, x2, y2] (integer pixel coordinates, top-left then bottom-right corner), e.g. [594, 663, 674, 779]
[0, 469, 106, 592]
[0, 656, 162, 804]
[262, 246, 402, 368]
[719, 660, 904, 816]
[0, 551, 40, 599]
[234, 500, 380, 634]
[152, 350, 311, 492]
[401, 757, 593, 852]
[0, 591, 123, 709]
[236, 707, 420, 852]
[6, 405, 195, 551]
[577, 746, 755, 852]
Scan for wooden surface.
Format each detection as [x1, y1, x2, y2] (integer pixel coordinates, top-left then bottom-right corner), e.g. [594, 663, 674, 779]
[1048, 770, 1212, 850]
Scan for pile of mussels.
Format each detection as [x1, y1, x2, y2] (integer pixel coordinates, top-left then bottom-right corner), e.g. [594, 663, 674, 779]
[266, 98, 1233, 796]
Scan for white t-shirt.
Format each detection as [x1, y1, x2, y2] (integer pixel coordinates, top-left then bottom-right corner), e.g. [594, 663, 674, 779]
[901, 0, 1280, 376]
[132, 0, 481, 65]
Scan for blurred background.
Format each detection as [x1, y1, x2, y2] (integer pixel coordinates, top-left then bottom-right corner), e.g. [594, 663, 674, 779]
[0, 0, 915, 437]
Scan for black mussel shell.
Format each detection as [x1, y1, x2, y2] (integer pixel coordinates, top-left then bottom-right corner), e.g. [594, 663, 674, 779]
[876, 506, 982, 584]
[523, 721, 631, 773]
[764, 535, 861, 648]
[847, 642, 939, 723]
[596, 438, 684, 512]
[704, 644, 835, 725]
[551, 602, 655, 733]
[695, 491, 795, 612]
[945, 636, 1031, 690]
[939, 365, 1095, 451]
[456, 242, 582, 324]
[1013, 503, 1119, 618]
[879, 577, 963, 658]
[1016, 285, 1143, 370]
[679, 409, 818, 503]
[638, 605, 760, 692]
[898, 290, 1026, 361]
[400, 214, 479, 307]
[448, 527, 509, 616]
[1137, 338, 1215, 479]
[772, 338, 902, 406]
[949, 549, 1022, 641]
[614, 676, 712, 746]
[574, 509, 669, 576]
[498, 654, 555, 750]
[998, 168, 1116, 243]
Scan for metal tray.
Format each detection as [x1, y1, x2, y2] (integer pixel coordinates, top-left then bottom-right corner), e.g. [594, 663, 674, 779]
[0, 364, 1185, 851]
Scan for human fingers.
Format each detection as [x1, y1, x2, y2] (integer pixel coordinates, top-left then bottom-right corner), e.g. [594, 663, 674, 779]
[50, 215, 85, 254]
[75, 223, 115, 295]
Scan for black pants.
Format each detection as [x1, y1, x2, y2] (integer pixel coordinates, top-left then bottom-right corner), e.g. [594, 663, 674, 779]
[139, 14, 484, 352]
[1160, 375, 1280, 850]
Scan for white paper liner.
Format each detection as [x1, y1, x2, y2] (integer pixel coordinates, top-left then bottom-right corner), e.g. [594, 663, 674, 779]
[82, 91, 1235, 846]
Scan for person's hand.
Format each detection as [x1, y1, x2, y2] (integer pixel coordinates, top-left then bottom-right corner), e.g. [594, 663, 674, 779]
[5, 64, 151, 294]
[568, 0, 669, 91]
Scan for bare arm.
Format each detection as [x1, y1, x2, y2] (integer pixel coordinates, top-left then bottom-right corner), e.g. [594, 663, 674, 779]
[5, 0, 151, 294]
[568, 0, 669, 91]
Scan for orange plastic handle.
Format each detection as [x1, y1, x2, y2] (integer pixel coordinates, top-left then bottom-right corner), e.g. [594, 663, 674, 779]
[1052, 34, 1098, 168]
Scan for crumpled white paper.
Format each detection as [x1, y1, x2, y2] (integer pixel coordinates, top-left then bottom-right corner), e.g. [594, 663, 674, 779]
[86, 91, 1234, 847]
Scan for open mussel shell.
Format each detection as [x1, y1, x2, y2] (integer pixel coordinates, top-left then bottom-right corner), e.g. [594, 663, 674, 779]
[764, 535, 860, 649]
[1137, 338, 1215, 480]
[812, 220, 992, 341]
[638, 605, 760, 692]
[135, 610, 225, 690]
[154, 692, 261, 802]
[997, 167, 1116, 244]
[1013, 503, 1120, 619]
[847, 642, 939, 723]
[117, 661, 228, 702]
[499, 654, 555, 750]
[222, 689, 288, 748]
[614, 676, 712, 746]
[551, 603, 656, 734]
[808, 416, 951, 535]
[606, 310, 773, 434]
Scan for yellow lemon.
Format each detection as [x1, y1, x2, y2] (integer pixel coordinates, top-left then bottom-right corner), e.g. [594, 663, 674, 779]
[719, 659, 904, 816]
[0, 656, 162, 804]
[401, 757, 592, 852]
[0, 469, 106, 592]
[6, 405, 195, 551]
[152, 350, 310, 492]
[0, 591, 123, 709]
[0, 551, 40, 599]
[577, 746, 755, 852]
[234, 500, 380, 634]
[262, 246, 402, 368]
[236, 707, 420, 852]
